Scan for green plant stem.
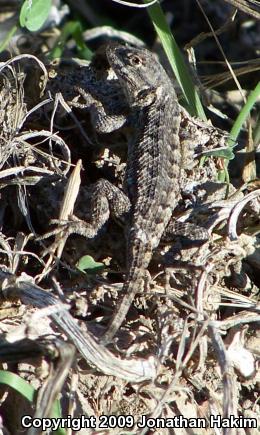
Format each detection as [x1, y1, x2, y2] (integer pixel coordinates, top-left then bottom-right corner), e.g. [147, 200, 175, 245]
[228, 82, 260, 146]
[0, 25, 17, 52]
[143, 0, 206, 120]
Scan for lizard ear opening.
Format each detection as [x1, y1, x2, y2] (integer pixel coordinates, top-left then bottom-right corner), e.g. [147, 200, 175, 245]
[134, 88, 156, 107]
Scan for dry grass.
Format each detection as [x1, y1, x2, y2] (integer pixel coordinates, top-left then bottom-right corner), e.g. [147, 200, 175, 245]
[0, 4, 259, 434]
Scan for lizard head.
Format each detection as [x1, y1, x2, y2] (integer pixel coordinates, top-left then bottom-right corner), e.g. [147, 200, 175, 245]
[106, 44, 169, 107]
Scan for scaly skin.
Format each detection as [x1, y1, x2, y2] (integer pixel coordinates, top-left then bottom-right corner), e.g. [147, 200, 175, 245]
[101, 45, 182, 343]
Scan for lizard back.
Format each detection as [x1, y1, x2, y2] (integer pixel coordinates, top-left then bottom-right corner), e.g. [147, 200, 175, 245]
[102, 45, 182, 342]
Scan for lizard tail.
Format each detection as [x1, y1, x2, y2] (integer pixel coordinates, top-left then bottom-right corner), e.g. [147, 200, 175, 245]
[101, 240, 151, 344]
[101, 270, 143, 344]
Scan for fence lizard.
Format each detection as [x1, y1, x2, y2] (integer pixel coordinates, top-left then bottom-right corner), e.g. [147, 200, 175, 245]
[43, 44, 210, 343]
[101, 44, 182, 343]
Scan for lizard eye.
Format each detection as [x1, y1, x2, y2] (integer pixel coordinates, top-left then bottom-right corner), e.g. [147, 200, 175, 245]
[129, 54, 142, 66]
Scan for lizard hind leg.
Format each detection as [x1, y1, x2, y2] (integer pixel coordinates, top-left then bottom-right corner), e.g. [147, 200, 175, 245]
[39, 179, 131, 253]
[163, 219, 209, 243]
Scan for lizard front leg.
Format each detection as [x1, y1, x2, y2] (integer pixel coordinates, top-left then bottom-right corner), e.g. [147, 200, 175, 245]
[72, 87, 127, 134]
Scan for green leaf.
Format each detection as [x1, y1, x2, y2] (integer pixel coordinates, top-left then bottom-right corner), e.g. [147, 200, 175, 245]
[20, 0, 52, 32]
[76, 255, 105, 274]
[201, 147, 235, 160]
[0, 370, 65, 434]
[0, 370, 35, 402]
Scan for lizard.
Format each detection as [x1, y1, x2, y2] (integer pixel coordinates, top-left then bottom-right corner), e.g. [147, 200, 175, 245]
[41, 44, 210, 343]
[100, 44, 182, 343]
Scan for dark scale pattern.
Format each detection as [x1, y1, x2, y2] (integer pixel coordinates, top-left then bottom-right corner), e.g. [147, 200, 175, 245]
[101, 45, 182, 343]
[41, 44, 210, 341]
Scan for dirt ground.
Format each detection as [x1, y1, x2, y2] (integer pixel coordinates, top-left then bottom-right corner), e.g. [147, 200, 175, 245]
[0, 1, 259, 434]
